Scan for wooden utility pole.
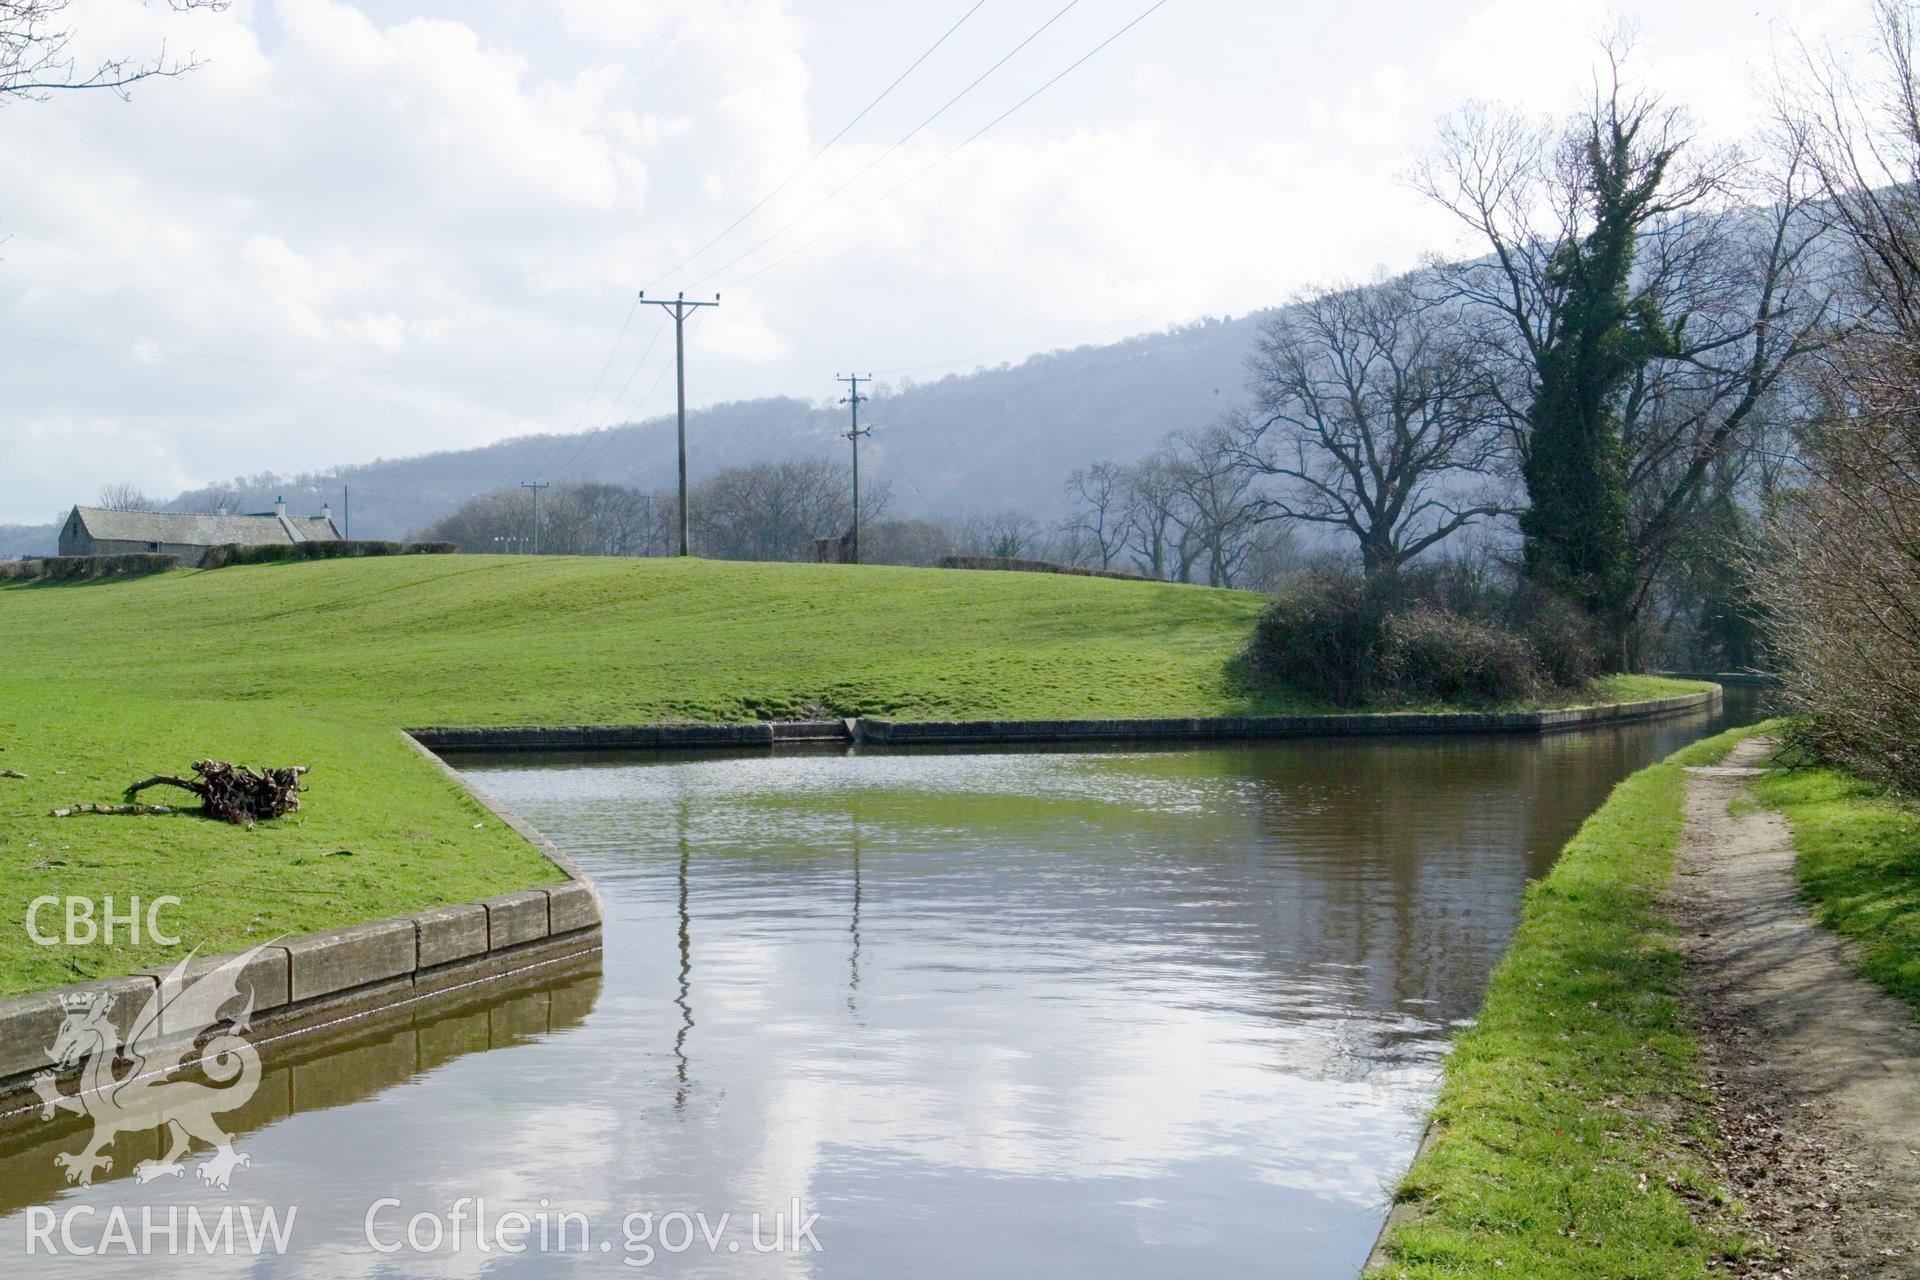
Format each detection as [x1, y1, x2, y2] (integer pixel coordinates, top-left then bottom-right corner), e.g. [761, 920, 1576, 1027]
[837, 373, 872, 564]
[640, 291, 721, 556]
[521, 481, 550, 554]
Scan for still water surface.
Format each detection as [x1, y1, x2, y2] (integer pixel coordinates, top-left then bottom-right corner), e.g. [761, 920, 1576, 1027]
[0, 697, 1761, 1277]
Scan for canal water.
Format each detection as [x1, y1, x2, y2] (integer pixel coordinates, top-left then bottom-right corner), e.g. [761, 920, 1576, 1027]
[0, 694, 1763, 1277]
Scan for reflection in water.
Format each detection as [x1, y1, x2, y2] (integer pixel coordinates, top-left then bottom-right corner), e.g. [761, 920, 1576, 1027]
[675, 796, 694, 1112]
[0, 695, 1759, 1278]
[848, 817, 863, 1019]
[0, 962, 599, 1220]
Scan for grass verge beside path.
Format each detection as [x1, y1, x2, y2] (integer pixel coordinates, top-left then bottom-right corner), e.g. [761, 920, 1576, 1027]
[1756, 766, 1920, 1015]
[0, 556, 1709, 1001]
[1371, 722, 1773, 1278]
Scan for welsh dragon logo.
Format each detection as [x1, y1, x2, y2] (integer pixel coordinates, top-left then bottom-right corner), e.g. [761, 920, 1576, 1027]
[31, 945, 269, 1190]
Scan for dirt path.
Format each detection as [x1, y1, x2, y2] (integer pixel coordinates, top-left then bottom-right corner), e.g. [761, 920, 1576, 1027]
[1669, 737, 1920, 1276]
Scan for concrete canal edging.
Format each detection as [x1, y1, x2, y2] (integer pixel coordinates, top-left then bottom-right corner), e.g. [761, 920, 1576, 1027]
[0, 734, 604, 1119]
[408, 687, 1722, 754]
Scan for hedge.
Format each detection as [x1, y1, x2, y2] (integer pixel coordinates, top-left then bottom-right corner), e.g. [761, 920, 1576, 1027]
[936, 555, 1153, 582]
[0, 554, 182, 582]
[200, 540, 458, 568]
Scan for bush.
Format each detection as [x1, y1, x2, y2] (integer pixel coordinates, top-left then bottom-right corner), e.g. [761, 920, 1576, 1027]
[1380, 606, 1543, 704]
[0, 554, 181, 582]
[1248, 571, 1592, 707]
[1519, 591, 1605, 689]
[200, 540, 457, 569]
[1246, 574, 1390, 704]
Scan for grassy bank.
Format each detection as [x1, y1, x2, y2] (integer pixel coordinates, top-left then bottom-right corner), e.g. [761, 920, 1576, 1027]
[1756, 765, 1920, 1014]
[1371, 723, 1769, 1278]
[0, 556, 1707, 1000]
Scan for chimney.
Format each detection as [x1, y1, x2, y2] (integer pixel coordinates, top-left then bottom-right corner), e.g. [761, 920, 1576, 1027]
[274, 496, 286, 519]
[322, 501, 333, 526]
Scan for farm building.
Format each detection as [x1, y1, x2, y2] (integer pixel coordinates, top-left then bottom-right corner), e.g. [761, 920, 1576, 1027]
[57, 499, 341, 568]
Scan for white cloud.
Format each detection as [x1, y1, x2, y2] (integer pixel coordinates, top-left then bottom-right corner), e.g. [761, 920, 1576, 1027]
[0, 0, 1866, 518]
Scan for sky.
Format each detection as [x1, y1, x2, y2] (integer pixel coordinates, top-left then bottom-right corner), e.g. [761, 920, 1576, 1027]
[0, 0, 1867, 524]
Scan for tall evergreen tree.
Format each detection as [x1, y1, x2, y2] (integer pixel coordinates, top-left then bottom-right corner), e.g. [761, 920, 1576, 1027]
[1520, 106, 1682, 655]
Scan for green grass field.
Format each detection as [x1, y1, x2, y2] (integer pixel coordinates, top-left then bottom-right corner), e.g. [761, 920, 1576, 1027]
[1757, 766, 1920, 1015]
[0, 556, 1704, 998]
[1371, 724, 1771, 1279]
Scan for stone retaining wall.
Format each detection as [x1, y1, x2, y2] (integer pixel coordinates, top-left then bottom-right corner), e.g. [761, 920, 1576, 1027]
[413, 689, 1722, 754]
[409, 720, 851, 754]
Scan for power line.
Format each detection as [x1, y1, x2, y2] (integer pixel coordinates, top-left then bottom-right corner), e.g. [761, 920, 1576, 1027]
[685, 0, 1084, 292]
[542, 312, 671, 481]
[533, 295, 643, 480]
[562, 309, 713, 481]
[722, 0, 1173, 294]
[649, 1, 989, 287]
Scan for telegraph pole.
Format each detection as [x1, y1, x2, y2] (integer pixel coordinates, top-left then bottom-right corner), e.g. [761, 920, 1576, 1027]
[521, 481, 550, 555]
[837, 373, 872, 564]
[640, 291, 721, 556]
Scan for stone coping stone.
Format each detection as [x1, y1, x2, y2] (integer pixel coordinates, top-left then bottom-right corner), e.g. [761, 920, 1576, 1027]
[284, 918, 417, 1004]
[407, 691, 1720, 754]
[483, 891, 550, 951]
[415, 903, 490, 971]
[0, 974, 158, 1082]
[136, 946, 292, 1035]
[547, 881, 598, 936]
[415, 928, 601, 1000]
[859, 690, 1718, 745]
[411, 723, 781, 753]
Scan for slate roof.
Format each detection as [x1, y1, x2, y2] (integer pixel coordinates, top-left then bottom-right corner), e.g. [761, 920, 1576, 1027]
[69, 507, 340, 547]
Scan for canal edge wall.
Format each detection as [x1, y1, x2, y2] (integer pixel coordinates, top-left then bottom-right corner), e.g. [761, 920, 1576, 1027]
[0, 735, 604, 1119]
[407, 687, 1722, 754]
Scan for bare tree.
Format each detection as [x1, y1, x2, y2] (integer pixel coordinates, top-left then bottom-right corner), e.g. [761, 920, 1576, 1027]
[1062, 462, 1130, 570]
[1614, 154, 1837, 626]
[1759, 0, 1920, 788]
[1118, 456, 1193, 582]
[691, 458, 889, 562]
[96, 482, 152, 511]
[1166, 425, 1260, 588]
[863, 518, 957, 566]
[1235, 278, 1506, 577]
[957, 511, 1048, 561]
[3, 0, 229, 104]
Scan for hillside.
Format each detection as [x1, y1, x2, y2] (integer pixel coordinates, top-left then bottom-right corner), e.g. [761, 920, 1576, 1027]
[1, 312, 1271, 553]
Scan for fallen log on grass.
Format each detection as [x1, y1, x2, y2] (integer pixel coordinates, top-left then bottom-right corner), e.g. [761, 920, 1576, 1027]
[52, 802, 175, 817]
[123, 761, 308, 824]
[0, 770, 24, 779]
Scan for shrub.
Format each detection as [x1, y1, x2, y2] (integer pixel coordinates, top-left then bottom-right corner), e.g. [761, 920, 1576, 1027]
[200, 540, 456, 569]
[0, 554, 181, 582]
[1380, 606, 1543, 705]
[1246, 574, 1390, 704]
[1519, 591, 1605, 689]
[1248, 571, 1589, 707]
